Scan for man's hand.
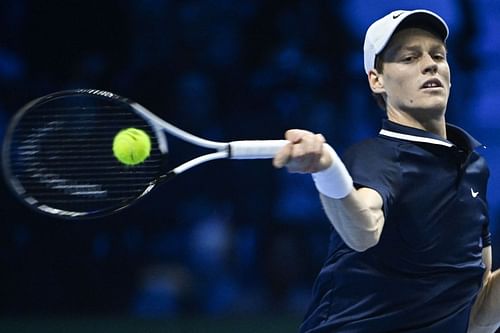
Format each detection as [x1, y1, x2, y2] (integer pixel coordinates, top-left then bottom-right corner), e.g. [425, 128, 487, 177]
[273, 129, 332, 173]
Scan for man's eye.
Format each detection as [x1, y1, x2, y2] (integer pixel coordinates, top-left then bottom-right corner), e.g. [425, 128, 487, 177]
[402, 55, 416, 62]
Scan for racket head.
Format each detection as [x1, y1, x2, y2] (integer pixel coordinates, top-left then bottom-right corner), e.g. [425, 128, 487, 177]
[2, 89, 168, 220]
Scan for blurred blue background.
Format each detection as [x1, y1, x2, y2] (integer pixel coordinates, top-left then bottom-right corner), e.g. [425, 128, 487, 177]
[1, 0, 500, 332]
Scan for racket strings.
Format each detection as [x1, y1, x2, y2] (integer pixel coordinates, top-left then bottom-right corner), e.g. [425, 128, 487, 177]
[7, 96, 165, 215]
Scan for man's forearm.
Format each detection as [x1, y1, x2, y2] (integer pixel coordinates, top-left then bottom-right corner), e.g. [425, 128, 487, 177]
[319, 188, 384, 252]
[469, 269, 500, 332]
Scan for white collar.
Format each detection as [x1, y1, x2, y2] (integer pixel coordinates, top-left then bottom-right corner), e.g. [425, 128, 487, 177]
[379, 129, 454, 147]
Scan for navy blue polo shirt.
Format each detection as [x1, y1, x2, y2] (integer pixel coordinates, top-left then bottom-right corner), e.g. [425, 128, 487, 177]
[300, 120, 491, 333]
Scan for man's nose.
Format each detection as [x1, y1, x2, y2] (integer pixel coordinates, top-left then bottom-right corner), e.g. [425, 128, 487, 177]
[421, 54, 438, 74]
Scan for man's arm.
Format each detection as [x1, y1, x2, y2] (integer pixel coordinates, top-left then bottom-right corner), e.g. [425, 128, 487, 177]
[468, 246, 500, 333]
[319, 188, 384, 252]
[273, 129, 385, 252]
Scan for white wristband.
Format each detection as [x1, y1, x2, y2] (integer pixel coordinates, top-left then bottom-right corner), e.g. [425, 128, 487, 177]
[311, 144, 353, 199]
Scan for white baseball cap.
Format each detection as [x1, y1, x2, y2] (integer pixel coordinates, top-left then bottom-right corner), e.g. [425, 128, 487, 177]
[363, 9, 449, 74]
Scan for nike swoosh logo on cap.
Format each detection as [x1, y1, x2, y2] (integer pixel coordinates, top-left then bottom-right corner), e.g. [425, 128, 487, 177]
[393, 12, 403, 19]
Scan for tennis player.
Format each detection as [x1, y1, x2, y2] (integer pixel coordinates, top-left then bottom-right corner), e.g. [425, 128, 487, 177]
[274, 9, 500, 333]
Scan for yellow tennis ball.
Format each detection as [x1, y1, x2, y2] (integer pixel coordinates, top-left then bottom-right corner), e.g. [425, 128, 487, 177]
[112, 128, 151, 165]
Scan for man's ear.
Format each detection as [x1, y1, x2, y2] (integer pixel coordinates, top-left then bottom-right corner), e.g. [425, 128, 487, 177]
[368, 69, 385, 94]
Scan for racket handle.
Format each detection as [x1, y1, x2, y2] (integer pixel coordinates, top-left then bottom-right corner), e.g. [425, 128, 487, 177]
[229, 140, 289, 159]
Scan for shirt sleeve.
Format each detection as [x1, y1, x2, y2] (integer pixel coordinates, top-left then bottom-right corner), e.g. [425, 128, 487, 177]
[482, 222, 492, 248]
[479, 155, 491, 248]
[342, 139, 401, 219]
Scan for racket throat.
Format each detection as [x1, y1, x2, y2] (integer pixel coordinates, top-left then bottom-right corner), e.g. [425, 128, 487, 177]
[159, 170, 177, 183]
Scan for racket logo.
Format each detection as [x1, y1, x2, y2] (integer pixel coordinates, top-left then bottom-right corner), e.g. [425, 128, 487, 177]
[80, 89, 116, 98]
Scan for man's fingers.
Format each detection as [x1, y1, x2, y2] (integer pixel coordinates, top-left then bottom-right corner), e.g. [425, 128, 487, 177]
[273, 142, 293, 168]
[285, 129, 311, 143]
[274, 130, 332, 173]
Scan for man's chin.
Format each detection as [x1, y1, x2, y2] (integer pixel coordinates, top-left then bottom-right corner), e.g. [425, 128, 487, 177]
[401, 104, 447, 122]
[408, 99, 448, 115]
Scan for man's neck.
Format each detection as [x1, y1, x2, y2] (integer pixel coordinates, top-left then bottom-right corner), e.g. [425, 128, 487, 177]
[386, 108, 447, 139]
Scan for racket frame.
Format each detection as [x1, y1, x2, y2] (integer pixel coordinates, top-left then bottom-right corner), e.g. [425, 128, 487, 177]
[2, 89, 288, 219]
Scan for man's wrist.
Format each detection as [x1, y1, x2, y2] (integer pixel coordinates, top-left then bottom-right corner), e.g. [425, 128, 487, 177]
[312, 144, 353, 199]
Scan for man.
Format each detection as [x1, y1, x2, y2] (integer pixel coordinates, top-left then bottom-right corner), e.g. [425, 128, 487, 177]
[273, 9, 500, 333]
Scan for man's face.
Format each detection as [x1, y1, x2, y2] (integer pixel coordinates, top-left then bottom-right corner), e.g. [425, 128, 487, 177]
[377, 27, 451, 117]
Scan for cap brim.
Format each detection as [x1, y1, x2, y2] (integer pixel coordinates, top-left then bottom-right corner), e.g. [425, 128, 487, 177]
[375, 10, 449, 55]
[398, 11, 448, 41]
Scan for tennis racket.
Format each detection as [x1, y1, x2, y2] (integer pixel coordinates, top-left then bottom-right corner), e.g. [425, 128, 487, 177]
[2, 89, 288, 219]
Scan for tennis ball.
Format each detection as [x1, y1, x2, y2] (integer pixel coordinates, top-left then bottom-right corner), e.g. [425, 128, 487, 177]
[112, 128, 151, 165]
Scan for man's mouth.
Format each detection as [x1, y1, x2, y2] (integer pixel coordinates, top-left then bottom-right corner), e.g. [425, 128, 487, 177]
[421, 79, 443, 89]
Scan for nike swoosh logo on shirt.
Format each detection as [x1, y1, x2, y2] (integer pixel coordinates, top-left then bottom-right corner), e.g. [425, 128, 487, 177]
[471, 188, 479, 198]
